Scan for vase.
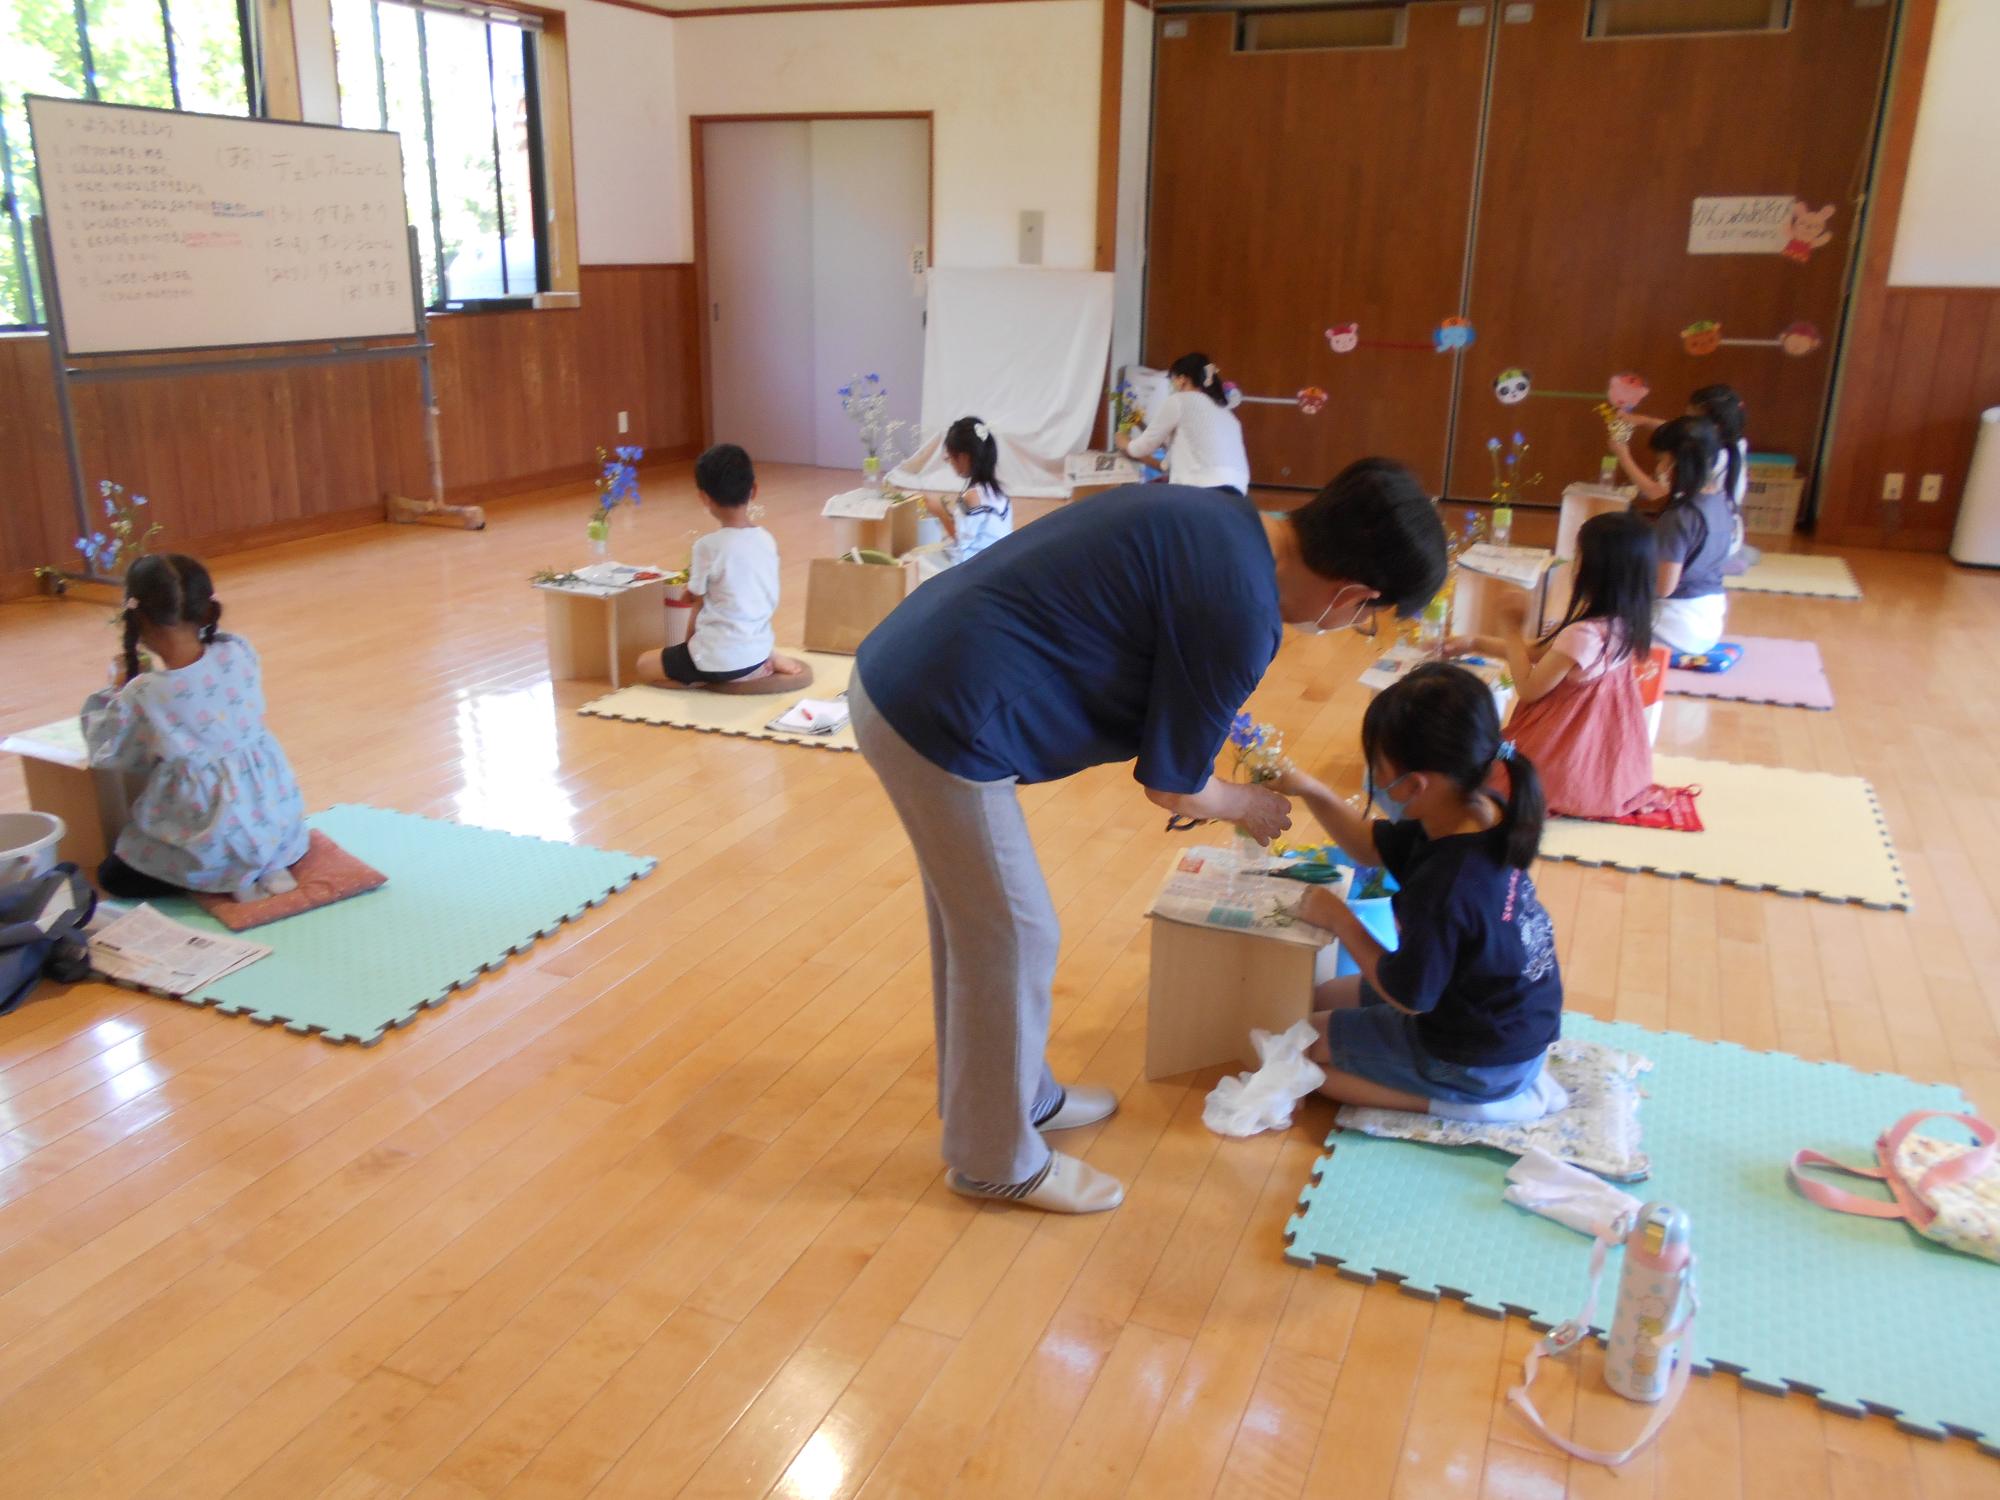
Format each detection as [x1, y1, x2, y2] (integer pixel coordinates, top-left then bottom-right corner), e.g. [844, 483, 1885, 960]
[586, 518, 610, 557]
[862, 454, 882, 491]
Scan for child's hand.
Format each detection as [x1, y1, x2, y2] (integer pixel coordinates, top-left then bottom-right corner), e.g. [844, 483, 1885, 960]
[1443, 634, 1483, 659]
[1297, 885, 1348, 931]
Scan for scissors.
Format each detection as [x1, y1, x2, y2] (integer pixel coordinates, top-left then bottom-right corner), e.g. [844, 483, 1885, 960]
[1163, 813, 1211, 833]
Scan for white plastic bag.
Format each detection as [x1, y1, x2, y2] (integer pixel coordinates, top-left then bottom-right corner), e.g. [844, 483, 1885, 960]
[1202, 1020, 1327, 1137]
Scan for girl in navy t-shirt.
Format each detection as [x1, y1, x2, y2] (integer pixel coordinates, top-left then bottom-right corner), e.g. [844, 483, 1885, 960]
[1279, 663, 1568, 1121]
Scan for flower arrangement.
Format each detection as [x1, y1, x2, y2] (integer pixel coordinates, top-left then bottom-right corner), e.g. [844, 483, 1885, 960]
[1227, 713, 1291, 785]
[1485, 432, 1542, 507]
[1109, 377, 1148, 436]
[586, 445, 644, 549]
[75, 481, 162, 578]
[838, 374, 915, 482]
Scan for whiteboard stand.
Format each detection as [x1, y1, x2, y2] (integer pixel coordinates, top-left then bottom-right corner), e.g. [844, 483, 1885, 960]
[31, 217, 479, 580]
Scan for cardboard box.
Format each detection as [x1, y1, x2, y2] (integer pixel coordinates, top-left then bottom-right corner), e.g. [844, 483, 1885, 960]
[803, 555, 919, 654]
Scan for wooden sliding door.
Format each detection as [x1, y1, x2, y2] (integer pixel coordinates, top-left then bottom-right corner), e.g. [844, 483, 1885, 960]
[1145, 4, 1489, 493]
[1447, 0, 1892, 501]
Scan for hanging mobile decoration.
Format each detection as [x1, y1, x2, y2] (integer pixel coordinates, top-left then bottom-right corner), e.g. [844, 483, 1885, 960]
[1326, 317, 1477, 355]
[1679, 318, 1822, 357]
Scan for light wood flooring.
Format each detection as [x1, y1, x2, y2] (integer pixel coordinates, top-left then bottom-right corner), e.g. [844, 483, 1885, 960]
[1, 465, 1995, 1498]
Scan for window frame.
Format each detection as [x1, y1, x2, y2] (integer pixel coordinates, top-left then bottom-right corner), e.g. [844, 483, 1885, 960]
[0, 0, 263, 331]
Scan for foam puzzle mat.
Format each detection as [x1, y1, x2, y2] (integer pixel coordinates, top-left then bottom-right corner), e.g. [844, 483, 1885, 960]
[1666, 636, 1834, 710]
[138, 804, 653, 1044]
[578, 649, 857, 751]
[1538, 755, 1909, 909]
[1287, 1014, 1999, 1452]
[1725, 553, 1862, 599]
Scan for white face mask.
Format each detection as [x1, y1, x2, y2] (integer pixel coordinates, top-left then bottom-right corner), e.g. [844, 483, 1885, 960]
[1289, 588, 1379, 638]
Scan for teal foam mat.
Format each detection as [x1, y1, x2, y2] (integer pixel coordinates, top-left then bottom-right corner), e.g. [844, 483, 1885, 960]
[133, 805, 653, 1045]
[1287, 1015, 1998, 1452]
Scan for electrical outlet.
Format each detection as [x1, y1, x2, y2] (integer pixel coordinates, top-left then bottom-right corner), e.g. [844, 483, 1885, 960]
[1919, 473, 1943, 503]
[617, 411, 629, 435]
[1018, 211, 1044, 267]
[1882, 472, 1904, 501]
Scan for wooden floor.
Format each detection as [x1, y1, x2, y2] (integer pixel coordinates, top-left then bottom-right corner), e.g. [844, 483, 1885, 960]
[1, 465, 1996, 1500]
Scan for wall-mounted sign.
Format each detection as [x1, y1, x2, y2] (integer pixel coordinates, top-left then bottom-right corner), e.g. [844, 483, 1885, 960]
[1688, 195, 1800, 256]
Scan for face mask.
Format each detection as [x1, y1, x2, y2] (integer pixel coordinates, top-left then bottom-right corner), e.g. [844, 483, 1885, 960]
[1368, 769, 1415, 823]
[1289, 588, 1376, 638]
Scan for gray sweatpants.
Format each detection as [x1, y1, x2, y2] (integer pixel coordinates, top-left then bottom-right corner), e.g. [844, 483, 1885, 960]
[850, 673, 1064, 1184]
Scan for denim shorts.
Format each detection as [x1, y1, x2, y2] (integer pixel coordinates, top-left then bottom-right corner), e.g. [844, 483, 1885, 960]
[1326, 996, 1545, 1105]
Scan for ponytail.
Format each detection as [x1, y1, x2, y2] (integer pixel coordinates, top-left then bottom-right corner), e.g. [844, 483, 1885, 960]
[121, 606, 144, 687]
[1361, 661, 1544, 868]
[1168, 351, 1230, 407]
[1496, 743, 1546, 870]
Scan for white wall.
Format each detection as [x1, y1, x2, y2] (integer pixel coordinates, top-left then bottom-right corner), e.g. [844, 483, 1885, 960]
[1888, 0, 2000, 288]
[1110, 1, 1153, 379]
[671, 1, 1103, 269]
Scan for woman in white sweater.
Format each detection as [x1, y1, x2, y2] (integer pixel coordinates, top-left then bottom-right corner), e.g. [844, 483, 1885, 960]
[1122, 352, 1252, 496]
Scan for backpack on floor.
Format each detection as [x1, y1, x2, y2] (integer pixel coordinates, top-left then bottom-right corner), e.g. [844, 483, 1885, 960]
[1789, 1110, 2000, 1265]
[0, 863, 97, 1017]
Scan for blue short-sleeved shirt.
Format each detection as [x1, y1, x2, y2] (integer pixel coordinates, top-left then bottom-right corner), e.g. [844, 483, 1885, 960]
[1654, 491, 1735, 599]
[856, 485, 1283, 792]
[1362, 819, 1563, 1066]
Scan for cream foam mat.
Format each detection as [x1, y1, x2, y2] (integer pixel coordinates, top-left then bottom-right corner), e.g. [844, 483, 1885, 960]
[578, 650, 857, 752]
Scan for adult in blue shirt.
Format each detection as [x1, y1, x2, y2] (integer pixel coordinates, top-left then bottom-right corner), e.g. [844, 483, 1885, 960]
[850, 459, 1449, 1214]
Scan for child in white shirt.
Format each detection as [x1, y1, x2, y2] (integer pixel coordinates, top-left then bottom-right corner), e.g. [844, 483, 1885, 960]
[920, 416, 1013, 571]
[635, 443, 802, 688]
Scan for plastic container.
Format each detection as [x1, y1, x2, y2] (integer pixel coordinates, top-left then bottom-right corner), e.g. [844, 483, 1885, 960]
[0, 812, 66, 884]
[1492, 505, 1513, 546]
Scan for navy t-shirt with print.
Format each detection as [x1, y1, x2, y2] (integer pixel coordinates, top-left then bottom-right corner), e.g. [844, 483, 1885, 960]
[856, 485, 1282, 792]
[1654, 491, 1735, 599]
[1361, 819, 1563, 1066]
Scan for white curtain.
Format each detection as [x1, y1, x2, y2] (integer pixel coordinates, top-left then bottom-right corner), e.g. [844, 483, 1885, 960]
[889, 268, 1115, 499]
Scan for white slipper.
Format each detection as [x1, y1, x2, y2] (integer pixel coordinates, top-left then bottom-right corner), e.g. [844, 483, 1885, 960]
[1037, 1085, 1118, 1132]
[948, 1151, 1125, 1214]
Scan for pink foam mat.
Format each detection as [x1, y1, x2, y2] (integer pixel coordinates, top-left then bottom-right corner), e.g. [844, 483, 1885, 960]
[1665, 636, 1833, 710]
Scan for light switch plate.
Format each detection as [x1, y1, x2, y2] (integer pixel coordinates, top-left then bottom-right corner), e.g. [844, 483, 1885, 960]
[1919, 473, 1944, 503]
[1018, 210, 1044, 266]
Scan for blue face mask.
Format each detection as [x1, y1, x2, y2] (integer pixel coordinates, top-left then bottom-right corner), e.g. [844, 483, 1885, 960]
[1368, 769, 1415, 823]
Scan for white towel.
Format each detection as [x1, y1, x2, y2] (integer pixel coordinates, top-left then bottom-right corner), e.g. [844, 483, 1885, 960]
[1503, 1146, 1643, 1239]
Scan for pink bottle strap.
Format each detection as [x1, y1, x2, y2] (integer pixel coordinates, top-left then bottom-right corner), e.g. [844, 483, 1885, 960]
[1880, 1110, 1997, 1196]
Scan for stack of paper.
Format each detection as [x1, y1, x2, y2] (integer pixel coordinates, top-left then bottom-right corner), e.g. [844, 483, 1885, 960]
[767, 697, 851, 736]
[89, 903, 271, 996]
[822, 490, 893, 521]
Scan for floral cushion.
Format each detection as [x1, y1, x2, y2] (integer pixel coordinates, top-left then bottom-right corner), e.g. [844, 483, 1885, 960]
[1334, 1037, 1652, 1181]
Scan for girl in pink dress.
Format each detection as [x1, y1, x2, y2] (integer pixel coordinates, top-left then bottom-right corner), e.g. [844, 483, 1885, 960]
[1446, 512, 1658, 819]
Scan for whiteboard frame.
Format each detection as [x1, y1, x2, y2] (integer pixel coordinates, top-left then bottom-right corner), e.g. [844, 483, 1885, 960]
[27, 94, 421, 358]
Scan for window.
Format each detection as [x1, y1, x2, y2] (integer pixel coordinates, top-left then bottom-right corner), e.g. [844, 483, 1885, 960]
[1238, 6, 1406, 54]
[0, 0, 255, 327]
[330, 0, 548, 308]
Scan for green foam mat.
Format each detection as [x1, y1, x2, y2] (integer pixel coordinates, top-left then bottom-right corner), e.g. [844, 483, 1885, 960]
[132, 805, 653, 1045]
[1287, 1015, 1998, 1452]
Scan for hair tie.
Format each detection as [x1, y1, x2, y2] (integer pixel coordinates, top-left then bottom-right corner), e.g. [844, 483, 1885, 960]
[1203, 361, 1218, 383]
[973, 421, 989, 442]
[122, 598, 137, 614]
[1496, 740, 1516, 762]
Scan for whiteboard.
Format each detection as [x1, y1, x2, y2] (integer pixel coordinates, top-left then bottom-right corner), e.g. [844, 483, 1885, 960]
[27, 96, 418, 355]
[1888, 0, 2000, 288]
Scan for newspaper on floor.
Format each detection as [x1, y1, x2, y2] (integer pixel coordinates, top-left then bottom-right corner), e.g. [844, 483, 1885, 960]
[88, 903, 271, 996]
[767, 696, 851, 735]
[1145, 845, 1345, 949]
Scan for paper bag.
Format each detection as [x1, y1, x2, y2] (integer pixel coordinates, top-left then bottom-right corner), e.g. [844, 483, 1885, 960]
[803, 556, 918, 655]
[842, 498, 926, 557]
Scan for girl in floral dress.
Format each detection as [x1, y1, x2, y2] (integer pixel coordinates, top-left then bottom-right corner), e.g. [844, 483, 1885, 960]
[82, 554, 309, 902]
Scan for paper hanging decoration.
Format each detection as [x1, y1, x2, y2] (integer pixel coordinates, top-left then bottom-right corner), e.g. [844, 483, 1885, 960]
[1606, 373, 1650, 412]
[1493, 368, 1532, 405]
[1433, 317, 1477, 352]
[1326, 319, 1475, 355]
[1680, 318, 1823, 358]
[1297, 386, 1329, 415]
[1782, 202, 1836, 264]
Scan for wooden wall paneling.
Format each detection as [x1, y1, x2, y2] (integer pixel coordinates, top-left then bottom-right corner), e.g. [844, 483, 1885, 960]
[1144, 5, 1490, 494]
[0, 265, 702, 592]
[1451, 0, 1892, 505]
[1816, 0, 2000, 551]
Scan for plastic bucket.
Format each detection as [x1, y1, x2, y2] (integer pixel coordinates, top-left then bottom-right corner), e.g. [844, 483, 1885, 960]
[0, 812, 66, 884]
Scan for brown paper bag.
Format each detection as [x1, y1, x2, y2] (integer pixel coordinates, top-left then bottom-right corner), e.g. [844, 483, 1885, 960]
[842, 496, 926, 557]
[803, 556, 919, 654]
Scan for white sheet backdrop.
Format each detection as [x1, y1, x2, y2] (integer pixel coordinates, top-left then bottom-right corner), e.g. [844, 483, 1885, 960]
[888, 268, 1115, 498]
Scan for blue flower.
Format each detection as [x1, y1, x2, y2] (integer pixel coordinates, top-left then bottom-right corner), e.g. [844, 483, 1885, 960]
[838, 385, 852, 398]
[1512, 432, 1525, 447]
[1486, 437, 1501, 451]
[866, 372, 879, 382]
[98, 480, 114, 495]
[133, 494, 147, 506]
[1228, 712, 1257, 749]
[105, 497, 117, 517]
